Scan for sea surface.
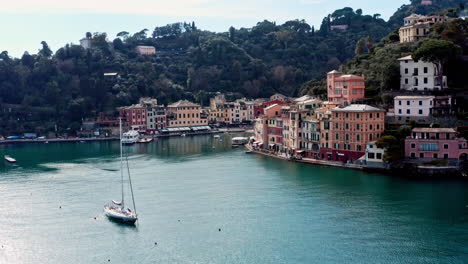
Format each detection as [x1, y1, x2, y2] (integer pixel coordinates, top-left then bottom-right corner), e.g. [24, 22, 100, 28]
[0, 134, 467, 264]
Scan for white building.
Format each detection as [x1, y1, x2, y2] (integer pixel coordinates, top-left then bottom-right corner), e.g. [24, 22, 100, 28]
[394, 96, 434, 118]
[136, 46, 156, 55]
[398, 55, 447, 91]
[364, 141, 387, 169]
[80, 38, 92, 49]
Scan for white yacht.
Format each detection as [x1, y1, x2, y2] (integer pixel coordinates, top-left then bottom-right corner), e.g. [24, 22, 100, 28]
[232, 137, 249, 146]
[104, 118, 138, 225]
[122, 130, 139, 145]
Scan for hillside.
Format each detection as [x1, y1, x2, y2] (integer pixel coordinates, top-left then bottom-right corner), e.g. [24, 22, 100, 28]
[0, 0, 466, 135]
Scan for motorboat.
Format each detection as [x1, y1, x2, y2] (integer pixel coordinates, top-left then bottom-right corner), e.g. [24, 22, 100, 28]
[104, 118, 138, 225]
[213, 135, 221, 139]
[137, 137, 153, 143]
[122, 130, 139, 145]
[4, 155, 16, 163]
[232, 137, 249, 146]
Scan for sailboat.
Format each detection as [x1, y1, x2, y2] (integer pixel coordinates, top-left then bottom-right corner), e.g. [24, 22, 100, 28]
[104, 118, 138, 225]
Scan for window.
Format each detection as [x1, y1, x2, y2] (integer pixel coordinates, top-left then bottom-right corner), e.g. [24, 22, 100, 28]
[420, 143, 438, 151]
[411, 143, 416, 148]
[419, 101, 423, 106]
[368, 153, 375, 159]
[356, 124, 360, 130]
[444, 154, 449, 159]
[405, 68, 408, 74]
[419, 110, 423, 115]
[335, 133, 339, 140]
[407, 101, 410, 106]
[398, 109, 402, 114]
[424, 67, 428, 73]
[443, 144, 449, 149]
[424, 78, 428, 84]
[433, 153, 438, 159]
[357, 134, 360, 141]
[370, 113, 373, 118]
[345, 113, 349, 118]
[407, 109, 410, 114]
[356, 113, 360, 118]
[405, 78, 408, 84]
[335, 123, 338, 129]
[420, 153, 424, 158]
[398, 101, 402, 105]
[376, 153, 382, 160]
[411, 152, 416, 158]
[357, 145, 362, 151]
[345, 123, 349, 129]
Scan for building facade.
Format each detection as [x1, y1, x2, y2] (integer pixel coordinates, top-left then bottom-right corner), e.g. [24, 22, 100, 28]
[393, 95, 434, 118]
[405, 128, 468, 160]
[327, 70, 366, 105]
[167, 100, 208, 128]
[321, 105, 385, 162]
[136, 46, 156, 55]
[398, 55, 447, 91]
[399, 14, 451, 43]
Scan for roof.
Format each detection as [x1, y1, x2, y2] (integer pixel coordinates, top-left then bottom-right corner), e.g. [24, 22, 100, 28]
[332, 104, 384, 112]
[328, 70, 341, 74]
[264, 104, 280, 111]
[398, 55, 413, 61]
[336, 74, 364, 79]
[394, 95, 434, 100]
[168, 100, 199, 108]
[412, 128, 456, 133]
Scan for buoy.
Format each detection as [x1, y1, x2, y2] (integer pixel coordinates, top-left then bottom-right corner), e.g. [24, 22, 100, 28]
[178, 219, 180, 222]
[108, 259, 110, 262]
[218, 228, 221, 232]
[154, 242, 157, 245]
[59, 206, 61, 209]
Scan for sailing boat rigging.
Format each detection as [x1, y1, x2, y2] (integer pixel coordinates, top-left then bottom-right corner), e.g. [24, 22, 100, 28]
[104, 118, 138, 225]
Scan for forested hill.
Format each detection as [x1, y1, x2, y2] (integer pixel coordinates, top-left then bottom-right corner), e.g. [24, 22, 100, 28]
[0, 1, 466, 134]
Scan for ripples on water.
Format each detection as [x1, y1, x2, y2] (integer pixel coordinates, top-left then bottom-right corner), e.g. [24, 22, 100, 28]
[0, 135, 467, 263]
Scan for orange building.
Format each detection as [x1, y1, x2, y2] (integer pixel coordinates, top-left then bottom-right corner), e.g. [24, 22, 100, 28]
[320, 104, 385, 162]
[327, 70, 365, 105]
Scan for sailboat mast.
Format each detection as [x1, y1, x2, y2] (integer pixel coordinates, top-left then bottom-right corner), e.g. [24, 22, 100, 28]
[120, 118, 124, 209]
[126, 155, 137, 216]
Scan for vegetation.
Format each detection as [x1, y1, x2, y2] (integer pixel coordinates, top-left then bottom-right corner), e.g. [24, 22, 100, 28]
[0, 1, 466, 135]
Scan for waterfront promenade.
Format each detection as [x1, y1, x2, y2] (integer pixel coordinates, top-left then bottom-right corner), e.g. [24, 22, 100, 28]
[245, 144, 364, 170]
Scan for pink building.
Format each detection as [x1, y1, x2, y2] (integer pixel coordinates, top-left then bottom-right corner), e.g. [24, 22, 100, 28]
[327, 70, 366, 105]
[405, 128, 468, 160]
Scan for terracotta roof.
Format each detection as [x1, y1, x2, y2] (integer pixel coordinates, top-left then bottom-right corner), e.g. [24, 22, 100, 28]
[412, 128, 456, 133]
[332, 104, 384, 112]
[168, 100, 199, 107]
[328, 70, 341, 74]
[394, 95, 434, 100]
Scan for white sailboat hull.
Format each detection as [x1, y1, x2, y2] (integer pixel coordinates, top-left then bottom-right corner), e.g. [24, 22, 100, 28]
[104, 205, 137, 224]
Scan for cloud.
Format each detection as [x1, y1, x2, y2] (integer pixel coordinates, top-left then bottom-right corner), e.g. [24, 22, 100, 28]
[0, 0, 258, 18]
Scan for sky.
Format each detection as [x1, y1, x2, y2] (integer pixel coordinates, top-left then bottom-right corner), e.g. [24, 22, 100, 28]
[0, 0, 409, 58]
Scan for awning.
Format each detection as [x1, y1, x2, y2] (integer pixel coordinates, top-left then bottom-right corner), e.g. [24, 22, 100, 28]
[296, 150, 305, 153]
[337, 153, 345, 156]
[269, 143, 275, 147]
[253, 141, 262, 144]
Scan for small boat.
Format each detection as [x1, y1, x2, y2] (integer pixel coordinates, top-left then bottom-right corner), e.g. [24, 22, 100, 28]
[44, 141, 49, 144]
[245, 151, 253, 154]
[4, 155, 16, 163]
[232, 137, 249, 146]
[104, 118, 138, 225]
[213, 135, 221, 139]
[137, 137, 153, 143]
[181, 133, 186, 137]
[122, 130, 139, 145]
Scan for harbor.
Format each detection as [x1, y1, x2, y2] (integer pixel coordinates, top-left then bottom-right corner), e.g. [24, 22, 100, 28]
[0, 135, 467, 263]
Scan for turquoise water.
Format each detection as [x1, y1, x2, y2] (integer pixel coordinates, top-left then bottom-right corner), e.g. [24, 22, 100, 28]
[0, 134, 467, 263]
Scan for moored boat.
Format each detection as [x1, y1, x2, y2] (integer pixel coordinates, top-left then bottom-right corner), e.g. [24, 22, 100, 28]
[4, 155, 16, 163]
[104, 118, 138, 225]
[232, 137, 249, 146]
[137, 137, 153, 143]
[122, 130, 139, 145]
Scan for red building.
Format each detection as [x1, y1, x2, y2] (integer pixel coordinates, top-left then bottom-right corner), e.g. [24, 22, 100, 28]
[120, 104, 147, 131]
[254, 100, 288, 118]
[327, 70, 366, 105]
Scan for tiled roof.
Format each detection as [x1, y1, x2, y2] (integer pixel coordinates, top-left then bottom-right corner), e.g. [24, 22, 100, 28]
[398, 55, 413, 61]
[168, 100, 199, 107]
[332, 104, 384, 112]
[412, 128, 456, 133]
[394, 95, 434, 100]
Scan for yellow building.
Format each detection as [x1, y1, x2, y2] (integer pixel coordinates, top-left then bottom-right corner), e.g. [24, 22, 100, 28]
[167, 100, 208, 127]
[399, 14, 451, 43]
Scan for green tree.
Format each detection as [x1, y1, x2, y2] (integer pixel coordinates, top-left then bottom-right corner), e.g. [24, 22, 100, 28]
[39, 41, 52, 58]
[413, 39, 462, 88]
[355, 39, 365, 56]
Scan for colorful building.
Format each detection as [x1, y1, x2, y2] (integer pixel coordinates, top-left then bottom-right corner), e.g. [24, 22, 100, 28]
[399, 14, 451, 43]
[321, 104, 385, 162]
[327, 70, 366, 105]
[405, 128, 468, 160]
[167, 100, 208, 128]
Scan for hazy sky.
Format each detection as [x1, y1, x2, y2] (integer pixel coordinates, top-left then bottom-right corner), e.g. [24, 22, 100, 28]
[0, 0, 409, 58]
